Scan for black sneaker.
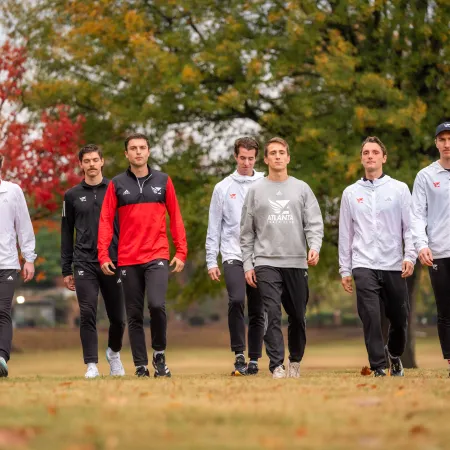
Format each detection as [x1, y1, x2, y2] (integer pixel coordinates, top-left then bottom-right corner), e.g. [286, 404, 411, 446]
[385, 345, 404, 377]
[135, 366, 150, 377]
[231, 354, 247, 376]
[0, 357, 8, 378]
[373, 368, 386, 377]
[152, 353, 171, 378]
[247, 361, 259, 375]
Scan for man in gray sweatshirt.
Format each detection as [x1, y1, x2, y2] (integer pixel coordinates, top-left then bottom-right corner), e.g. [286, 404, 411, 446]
[240, 137, 324, 378]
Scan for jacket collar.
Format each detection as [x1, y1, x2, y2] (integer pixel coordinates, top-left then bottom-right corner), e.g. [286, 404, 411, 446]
[81, 177, 108, 189]
[431, 161, 450, 173]
[357, 174, 391, 187]
[126, 165, 152, 180]
[0, 179, 9, 193]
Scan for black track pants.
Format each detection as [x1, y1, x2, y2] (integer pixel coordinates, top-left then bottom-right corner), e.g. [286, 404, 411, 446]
[428, 258, 450, 359]
[74, 262, 125, 364]
[223, 260, 265, 360]
[353, 268, 409, 370]
[255, 266, 309, 372]
[0, 270, 18, 362]
[120, 259, 168, 366]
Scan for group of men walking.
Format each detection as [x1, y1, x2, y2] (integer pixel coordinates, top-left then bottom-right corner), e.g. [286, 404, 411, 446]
[0, 123, 449, 379]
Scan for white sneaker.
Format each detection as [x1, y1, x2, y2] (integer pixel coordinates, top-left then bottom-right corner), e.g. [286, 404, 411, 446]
[85, 363, 99, 379]
[272, 365, 286, 379]
[288, 362, 300, 378]
[106, 347, 125, 376]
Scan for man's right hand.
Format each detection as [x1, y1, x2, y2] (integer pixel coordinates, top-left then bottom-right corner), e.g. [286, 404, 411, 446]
[245, 269, 257, 288]
[63, 275, 76, 291]
[208, 267, 221, 281]
[418, 248, 434, 266]
[341, 276, 353, 294]
[101, 261, 116, 275]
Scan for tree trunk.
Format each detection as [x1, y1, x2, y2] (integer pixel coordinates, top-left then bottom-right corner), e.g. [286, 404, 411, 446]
[380, 266, 419, 368]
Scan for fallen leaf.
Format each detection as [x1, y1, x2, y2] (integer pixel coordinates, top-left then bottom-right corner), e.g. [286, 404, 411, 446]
[295, 427, 307, 438]
[59, 381, 73, 387]
[410, 425, 429, 436]
[47, 405, 57, 415]
[360, 366, 372, 376]
[0, 427, 41, 446]
[371, 385, 377, 389]
[139, 392, 151, 397]
[395, 390, 405, 397]
[356, 383, 367, 388]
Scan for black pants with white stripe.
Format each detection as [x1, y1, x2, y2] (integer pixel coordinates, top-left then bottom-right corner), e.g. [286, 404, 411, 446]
[74, 262, 125, 364]
[0, 269, 18, 362]
[120, 259, 169, 367]
[353, 268, 409, 370]
[428, 258, 450, 359]
[223, 260, 265, 360]
[255, 266, 309, 372]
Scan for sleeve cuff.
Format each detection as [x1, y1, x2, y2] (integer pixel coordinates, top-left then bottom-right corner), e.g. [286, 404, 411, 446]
[340, 271, 351, 278]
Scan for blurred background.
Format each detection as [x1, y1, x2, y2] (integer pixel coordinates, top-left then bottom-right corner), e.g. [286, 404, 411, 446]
[0, 1, 449, 366]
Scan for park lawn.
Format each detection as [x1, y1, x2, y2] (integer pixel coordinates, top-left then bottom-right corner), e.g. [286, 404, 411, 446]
[0, 337, 448, 450]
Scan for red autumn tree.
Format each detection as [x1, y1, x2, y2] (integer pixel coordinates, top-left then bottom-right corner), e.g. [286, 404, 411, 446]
[0, 40, 84, 217]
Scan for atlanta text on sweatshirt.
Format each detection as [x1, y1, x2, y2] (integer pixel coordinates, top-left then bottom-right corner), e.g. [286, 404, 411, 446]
[240, 176, 324, 272]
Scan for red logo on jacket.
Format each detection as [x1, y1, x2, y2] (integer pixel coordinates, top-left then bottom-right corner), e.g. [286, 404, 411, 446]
[230, 193, 236, 199]
[433, 181, 440, 188]
[356, 198, 364, 204]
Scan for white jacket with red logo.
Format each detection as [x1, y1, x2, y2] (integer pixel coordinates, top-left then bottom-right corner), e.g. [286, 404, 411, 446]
[0, 180, 37, 270]
[206, 170, 264, 270]
[339, 175, 416, 277]
[411, 161, 450, 258]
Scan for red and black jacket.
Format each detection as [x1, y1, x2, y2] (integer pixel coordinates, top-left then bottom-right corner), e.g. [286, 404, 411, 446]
[98, 166, 187, 267]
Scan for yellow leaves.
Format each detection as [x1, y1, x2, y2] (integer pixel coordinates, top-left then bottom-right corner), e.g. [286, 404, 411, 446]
[124, 10, 145, 33]
[218, 87, 242, 110]
[248, 58, 263, 77]
[181, 65, 202, 85]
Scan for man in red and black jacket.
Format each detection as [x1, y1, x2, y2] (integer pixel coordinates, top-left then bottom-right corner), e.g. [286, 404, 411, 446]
[98, 133, 187, 378]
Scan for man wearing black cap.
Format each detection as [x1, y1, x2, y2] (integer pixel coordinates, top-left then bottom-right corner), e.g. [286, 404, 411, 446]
[411, 122, 450, 375]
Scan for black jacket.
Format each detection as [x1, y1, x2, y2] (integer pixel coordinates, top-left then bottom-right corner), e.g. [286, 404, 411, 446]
[61, 178, 118, 276]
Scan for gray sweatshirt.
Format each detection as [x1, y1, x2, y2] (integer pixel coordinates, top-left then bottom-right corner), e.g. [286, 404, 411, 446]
[240, 176, 324, 271]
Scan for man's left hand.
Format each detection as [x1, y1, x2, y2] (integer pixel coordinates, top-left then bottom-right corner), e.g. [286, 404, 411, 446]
[23, 262, 35, 283]
[307, 249, 319, 266]
[401, 260, 414, 278]
[170, 257, 185, 273]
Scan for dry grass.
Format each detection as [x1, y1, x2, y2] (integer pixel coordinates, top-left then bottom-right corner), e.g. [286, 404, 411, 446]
[0, 336, 449, 450]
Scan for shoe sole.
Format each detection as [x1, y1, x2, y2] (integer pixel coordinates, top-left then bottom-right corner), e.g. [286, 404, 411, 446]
[154, 373, 171, 378]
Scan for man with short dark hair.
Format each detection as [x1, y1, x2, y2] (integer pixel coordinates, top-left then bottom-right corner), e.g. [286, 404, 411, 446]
[339, 136, 416, 377]
[61, 144, 126, 378]
[206, 137, 265, 376]
[98, 133, 187, 378]
[411, 122, 450, 375]
[241, 137, 324, 379]
[0, 154, 36, 377]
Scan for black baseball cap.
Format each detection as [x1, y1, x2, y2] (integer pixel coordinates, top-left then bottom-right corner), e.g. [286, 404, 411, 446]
[435, 122, 450, 137]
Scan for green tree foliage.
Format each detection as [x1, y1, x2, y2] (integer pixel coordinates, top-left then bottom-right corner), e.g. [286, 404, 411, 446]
[3, 0, 450, 305]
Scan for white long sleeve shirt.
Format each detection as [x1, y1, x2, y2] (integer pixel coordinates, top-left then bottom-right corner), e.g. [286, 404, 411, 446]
[0, 180, 36, 269]
[411, 161, 450, 258]
[205, 170, 264, 270]
[339, 175, 416, 277]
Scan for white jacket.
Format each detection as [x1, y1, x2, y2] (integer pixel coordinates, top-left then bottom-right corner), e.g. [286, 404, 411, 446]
[0, 180, 36, 269]
[411, 161, 450, 258]
[339, 175, 416, 277]
[206, 170, 264, 269]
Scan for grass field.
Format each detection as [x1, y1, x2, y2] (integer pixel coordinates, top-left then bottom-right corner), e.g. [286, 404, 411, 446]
[0, 334, 449, 450]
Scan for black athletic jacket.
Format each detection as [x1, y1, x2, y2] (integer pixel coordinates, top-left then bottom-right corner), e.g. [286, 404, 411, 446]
[61, 178, 119, 277]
